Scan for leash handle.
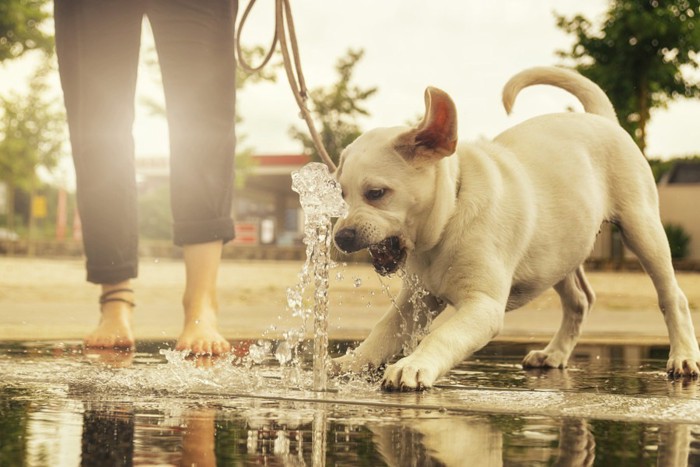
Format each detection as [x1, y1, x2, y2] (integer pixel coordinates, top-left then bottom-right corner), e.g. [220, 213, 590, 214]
[236, 0, 337, 172]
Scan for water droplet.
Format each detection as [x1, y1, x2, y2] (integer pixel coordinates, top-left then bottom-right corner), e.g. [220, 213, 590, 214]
[275, 341, 292, 365]
[248, 340, 272, 365]
[353, 278, 362, 288]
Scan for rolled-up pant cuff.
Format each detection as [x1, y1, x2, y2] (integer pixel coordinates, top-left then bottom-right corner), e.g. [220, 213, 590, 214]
[86, 262, 138, 285]
[173, 217, 235, 246]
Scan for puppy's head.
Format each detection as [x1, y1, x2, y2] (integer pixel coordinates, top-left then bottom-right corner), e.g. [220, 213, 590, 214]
[333, 87, 458, 275]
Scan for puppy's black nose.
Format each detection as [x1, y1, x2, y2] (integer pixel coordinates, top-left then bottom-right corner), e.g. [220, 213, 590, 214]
[334, 228, 357, 253]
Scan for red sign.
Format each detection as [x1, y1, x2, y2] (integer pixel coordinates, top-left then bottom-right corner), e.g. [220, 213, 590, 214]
[233, 222, 259, 245]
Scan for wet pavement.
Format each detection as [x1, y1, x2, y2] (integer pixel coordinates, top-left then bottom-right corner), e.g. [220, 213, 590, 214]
[2, 258, 700, 464]
[3, 339, 700, 466]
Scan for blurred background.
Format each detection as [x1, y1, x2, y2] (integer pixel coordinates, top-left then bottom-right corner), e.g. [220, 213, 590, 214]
[0, 0, 699, 267]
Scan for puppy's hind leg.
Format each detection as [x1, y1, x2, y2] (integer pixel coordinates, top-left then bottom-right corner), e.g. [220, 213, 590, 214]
[522, 266, 594, 369]
[617, 214, 700, 377]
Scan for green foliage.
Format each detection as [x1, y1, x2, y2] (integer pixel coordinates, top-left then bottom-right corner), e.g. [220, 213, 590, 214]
[664, 223, 691, 259]
[556, 0, 700, 155]
[0, 0, 53, 61]
[236, 45, 281, 89]
[234, 144, 257, 190]
[0, 59, 66, 233]
[0, 60, 65, 191]
[289, 49, 378, 165]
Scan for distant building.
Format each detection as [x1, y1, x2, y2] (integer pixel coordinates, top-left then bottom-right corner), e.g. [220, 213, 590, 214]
[658, 161, 700, 261]
[135, 153, 311, 247]
[233, 154, 311, 247]
[589, 161, 700, 265]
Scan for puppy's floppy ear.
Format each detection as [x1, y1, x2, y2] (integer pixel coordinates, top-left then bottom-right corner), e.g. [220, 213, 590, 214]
[395, 87, 458, 162]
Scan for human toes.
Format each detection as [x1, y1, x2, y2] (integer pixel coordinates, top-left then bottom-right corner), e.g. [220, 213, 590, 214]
[176, 335, 230, 356]
[84, 331, 134, 350]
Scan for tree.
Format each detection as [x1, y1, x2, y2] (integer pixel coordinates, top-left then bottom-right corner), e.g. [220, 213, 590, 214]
[556, 0, 700, 155]
[0, 61, 65, 233]
[664, 223, 691, 259]
[289, 49, 378, 165]
[0, 0, 53, 61]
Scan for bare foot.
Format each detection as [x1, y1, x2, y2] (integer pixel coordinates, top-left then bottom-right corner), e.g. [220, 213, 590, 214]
[175, 318, 231, 355]
[175, 310, 231, 355]
[84, 283, 135, 350]
[84, 301, 135, 350]
[177, 241, 231, 356]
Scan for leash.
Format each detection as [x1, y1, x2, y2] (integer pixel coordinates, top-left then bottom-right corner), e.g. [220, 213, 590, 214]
[236, 0, 337, 172]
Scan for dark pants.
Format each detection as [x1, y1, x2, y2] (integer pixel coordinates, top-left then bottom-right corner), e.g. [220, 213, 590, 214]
[54, 0, 238, 284]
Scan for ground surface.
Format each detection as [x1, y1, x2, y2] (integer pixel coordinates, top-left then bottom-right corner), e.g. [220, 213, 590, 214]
[1, 257, 699, 343]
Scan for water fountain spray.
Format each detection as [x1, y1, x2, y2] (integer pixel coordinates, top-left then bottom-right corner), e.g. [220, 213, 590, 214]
[291, 162, 347, 391]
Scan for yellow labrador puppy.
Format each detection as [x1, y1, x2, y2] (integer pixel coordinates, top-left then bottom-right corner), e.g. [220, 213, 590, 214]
[332, 66, 699, 391]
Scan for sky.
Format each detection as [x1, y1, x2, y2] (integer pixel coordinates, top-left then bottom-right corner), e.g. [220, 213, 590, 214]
[2, 0, 700, 172]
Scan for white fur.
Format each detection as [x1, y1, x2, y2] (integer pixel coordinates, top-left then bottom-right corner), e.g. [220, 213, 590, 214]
[333, 67, 700, 391]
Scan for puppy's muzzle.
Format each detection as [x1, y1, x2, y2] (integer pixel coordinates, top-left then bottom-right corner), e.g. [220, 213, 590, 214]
[334, 228, 360, 253]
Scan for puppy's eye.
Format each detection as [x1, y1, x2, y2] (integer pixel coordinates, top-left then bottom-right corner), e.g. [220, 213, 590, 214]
[365, 188, 386, 201]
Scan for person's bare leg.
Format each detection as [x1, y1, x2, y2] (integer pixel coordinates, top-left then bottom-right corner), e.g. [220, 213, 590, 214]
[176, 241, 231, 355]
[84, 281, 135, 349]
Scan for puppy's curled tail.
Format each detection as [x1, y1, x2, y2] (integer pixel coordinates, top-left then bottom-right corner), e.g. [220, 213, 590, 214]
[502, 66, 618, 123]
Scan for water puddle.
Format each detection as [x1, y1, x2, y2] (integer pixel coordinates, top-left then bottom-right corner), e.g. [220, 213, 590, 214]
[2, 340, 700, 465]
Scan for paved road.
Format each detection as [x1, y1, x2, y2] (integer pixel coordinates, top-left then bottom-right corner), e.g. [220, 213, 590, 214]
[1, 257, 699, 345]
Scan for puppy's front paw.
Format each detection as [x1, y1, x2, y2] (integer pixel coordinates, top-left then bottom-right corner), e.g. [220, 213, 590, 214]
[666, 353, 700, 378]
[381, 356, 438, 392]
[522, 350, 567, 369]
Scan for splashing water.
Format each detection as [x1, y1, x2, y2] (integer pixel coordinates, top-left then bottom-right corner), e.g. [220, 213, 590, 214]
[288, 163, 347, 391]
[377, 269, 440, 357]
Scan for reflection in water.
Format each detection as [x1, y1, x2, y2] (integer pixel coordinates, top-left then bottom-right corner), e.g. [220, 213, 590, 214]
[312, 411, 328, 467]
[371, 416, 503, 466]
[555, 419, 595, 467]
[81, 404, 134, 466]
[2, 341, 700, 465]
